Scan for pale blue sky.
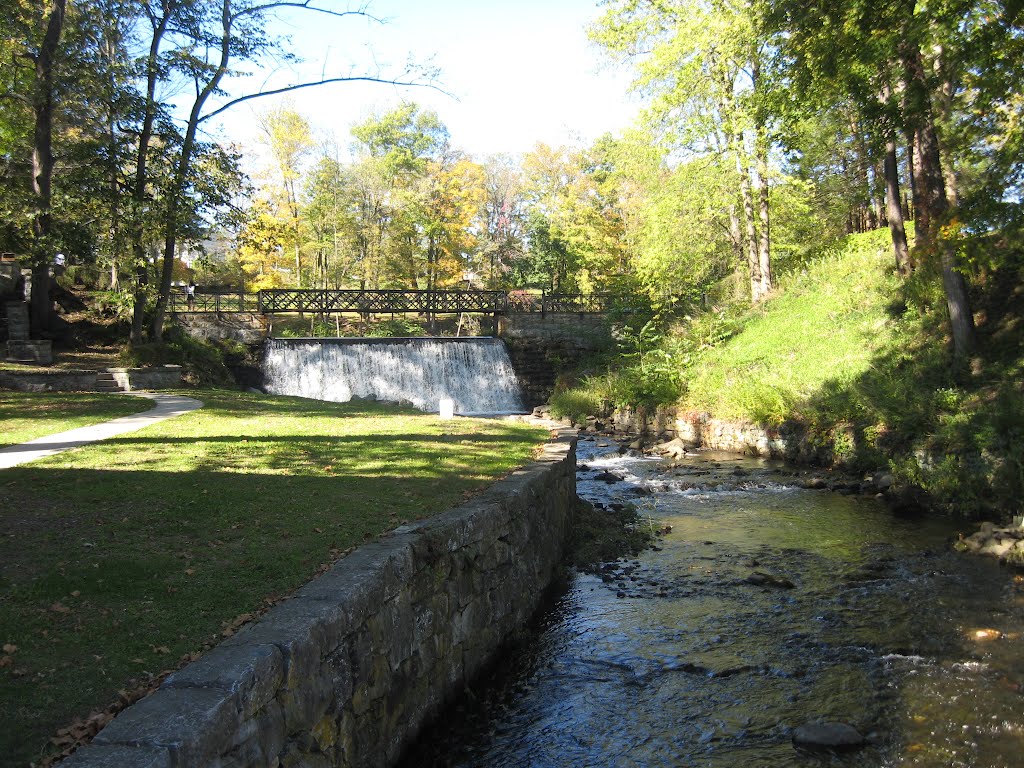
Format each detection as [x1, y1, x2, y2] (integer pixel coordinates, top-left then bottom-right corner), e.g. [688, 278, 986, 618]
[206, 0, 640, 161]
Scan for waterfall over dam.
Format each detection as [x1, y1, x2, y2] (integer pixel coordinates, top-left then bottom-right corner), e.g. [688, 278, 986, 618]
[263, 337, 525, 415]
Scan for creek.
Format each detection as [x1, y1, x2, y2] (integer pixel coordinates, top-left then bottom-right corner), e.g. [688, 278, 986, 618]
[405, 435, 1024, 767]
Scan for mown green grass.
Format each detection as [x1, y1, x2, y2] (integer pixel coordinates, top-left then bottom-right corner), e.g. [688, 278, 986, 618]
[0, 390, 547, 766]
[0, 392, 154, 447]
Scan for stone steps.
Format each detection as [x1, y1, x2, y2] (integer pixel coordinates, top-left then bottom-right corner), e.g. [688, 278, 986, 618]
[95, 371, 124, 392]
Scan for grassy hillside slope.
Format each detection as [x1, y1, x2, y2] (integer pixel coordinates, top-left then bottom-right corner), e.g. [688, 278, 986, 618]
[680, 228, 1024, 518]
[684, 229, 907, 425]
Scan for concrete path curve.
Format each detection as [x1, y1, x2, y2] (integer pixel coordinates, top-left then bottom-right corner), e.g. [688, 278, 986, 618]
[0, 392, 203, 469]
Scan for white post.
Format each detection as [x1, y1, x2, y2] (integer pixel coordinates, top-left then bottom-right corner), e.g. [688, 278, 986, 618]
[439, 398, 455, 419]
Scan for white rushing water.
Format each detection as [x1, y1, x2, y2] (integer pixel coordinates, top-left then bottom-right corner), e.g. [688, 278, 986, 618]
[263, 337, 525, 415]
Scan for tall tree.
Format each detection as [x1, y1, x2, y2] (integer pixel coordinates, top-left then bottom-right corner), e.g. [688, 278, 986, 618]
[258, 102, 314, 286]
[2, 0, 69, 333]
[133, 2, 439, 340]
[477, 154, 527, 289]
[348, 103, 448, 288]
[129, 0, 176, 343]
[768, 0, 981, 356]
[591, 0, 776, 302]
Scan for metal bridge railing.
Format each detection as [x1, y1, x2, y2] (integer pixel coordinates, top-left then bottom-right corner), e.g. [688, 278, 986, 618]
[257, 289, 508, 315]
[169, 291, 256, 313]
[170, 288, 615, 315]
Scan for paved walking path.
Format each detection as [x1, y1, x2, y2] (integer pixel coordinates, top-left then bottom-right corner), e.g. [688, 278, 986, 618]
[0, 392, 203, 469]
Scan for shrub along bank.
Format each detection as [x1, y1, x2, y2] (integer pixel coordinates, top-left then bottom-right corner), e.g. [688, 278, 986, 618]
[552, 228, 1024, 520]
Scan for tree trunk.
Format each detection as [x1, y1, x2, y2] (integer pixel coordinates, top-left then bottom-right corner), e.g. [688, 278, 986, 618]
[29, 0, 67, 336]
[884, 140, 912, 275]
[909, 132, 930, 246]
[755, 129, 773, 299]
[904, 131, 920, 237]
[932, 43, 959, 208]
[130, 1, 173, 344]
[733, 133, 762, 302]
[151, 0, 231, 342]
[902, 40, 976, 356]
[874, 160, 887, 226]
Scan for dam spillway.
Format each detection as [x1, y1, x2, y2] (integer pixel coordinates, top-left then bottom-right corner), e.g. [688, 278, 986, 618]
[263, 337, 526, 415]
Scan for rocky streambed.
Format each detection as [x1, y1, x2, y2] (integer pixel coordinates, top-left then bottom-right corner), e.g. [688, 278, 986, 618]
[404, 435, 1024, 767]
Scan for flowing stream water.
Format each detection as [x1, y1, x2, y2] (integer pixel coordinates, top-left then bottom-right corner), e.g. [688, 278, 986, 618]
[262, 337, 524, 415]
[406, 435, 1024, 767]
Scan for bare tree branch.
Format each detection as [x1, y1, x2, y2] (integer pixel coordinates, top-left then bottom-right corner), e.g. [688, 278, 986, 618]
[199, 74, 454, 122]
[233, 1, 384, 24]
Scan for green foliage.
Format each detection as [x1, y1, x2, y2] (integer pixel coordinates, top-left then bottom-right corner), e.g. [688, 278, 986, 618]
[566, 498, 657, 569]
[549, 388, 605, 424]
[552, 225, 1023, 518]
[363, 317, 427, 338]
[680, 228, 1024, 517]
[122, 327, 234, 386]
[684, 229, 905, 425]
[92, 288, 141, 322]
[550, 311, 686, 419]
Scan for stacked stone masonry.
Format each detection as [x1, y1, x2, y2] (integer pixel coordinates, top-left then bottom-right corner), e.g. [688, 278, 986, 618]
[587, 406, 844, 466]
[0, 366, 181, 393]
[62, 431, 577, 768]
[176, 313, 267, 345]
[498, 314, 610, 409]
[4, 300, 53, 364]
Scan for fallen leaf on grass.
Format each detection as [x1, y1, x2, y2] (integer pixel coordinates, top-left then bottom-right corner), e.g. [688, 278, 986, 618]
[184, 568, 195, 576]
[151, 646, 171, 655]
[0, 656, 12, 669]
[220, 612, 256, 638]
[3, 643, 16, 654]
[40, 680, 166, 766]
[50, 602, 70, 614]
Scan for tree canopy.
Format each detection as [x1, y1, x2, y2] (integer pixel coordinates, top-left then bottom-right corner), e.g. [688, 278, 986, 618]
[1, 0, 1021, 357]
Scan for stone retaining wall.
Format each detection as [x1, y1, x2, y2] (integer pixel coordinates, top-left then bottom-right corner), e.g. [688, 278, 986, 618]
[0, 369, 98, 392]
[0, 366, 181, 393]
[577, 405, 841, 466]
[498, 314, 611, 408]
[106, 367, 183, 392]
[174, 313, 267, 344]
[63, 430, 577, 768]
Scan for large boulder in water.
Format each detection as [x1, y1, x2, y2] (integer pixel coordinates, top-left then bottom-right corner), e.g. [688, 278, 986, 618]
[744, 571, 795, 589]
[792, 721, 865, 751]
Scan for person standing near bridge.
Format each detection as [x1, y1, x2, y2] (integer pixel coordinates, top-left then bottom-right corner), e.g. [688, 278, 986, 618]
[186, 281, 196, 311]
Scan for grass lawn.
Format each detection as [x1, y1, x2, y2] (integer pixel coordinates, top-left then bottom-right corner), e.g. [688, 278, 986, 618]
[0, 389, 548, 766]
[683, 228, 906, 425]
[0, 392, 155, 447]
